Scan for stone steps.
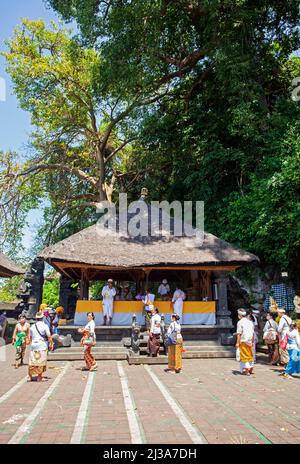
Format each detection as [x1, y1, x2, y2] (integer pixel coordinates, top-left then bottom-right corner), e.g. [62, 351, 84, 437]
[48, 343, 235, 362]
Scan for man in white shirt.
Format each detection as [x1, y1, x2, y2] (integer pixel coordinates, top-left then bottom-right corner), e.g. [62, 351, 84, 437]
[28, 311, 53, 382]
[157, 279, 170, 300]
[102, 279, 117, 326]
[172, 286, 186, 321]
[236, 309, 254, 375]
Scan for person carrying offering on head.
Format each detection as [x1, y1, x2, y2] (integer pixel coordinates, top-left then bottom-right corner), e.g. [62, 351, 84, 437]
[101, 279, 116, 326]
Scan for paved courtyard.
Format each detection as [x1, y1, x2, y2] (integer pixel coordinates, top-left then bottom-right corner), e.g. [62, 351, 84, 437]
[0, 344, 299, 445]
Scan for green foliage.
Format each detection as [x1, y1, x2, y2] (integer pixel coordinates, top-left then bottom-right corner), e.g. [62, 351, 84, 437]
[0, 276, 24, 302]
[90, 281, 104, 299]
[42, 278, 60, 306]
[1, 2, 300, 286]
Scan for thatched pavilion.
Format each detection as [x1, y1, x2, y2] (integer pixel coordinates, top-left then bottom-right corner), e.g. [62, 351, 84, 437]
[0, 252, 24, 278]
[39, 197, 259, 330]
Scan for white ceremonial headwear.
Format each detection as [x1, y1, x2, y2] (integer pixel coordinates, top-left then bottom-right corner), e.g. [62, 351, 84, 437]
[107, 279, 113, 283]
[252, 310, 260, 315]
[162, 279, 168, 284]
[277, 308, 286, 313]
[238, 309, 247, 316]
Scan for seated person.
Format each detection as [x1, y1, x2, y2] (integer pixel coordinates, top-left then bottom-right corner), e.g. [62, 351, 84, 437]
[122, 287, 133, 300]
[115, 287, 123, 301]
[157, 279, 170, 300]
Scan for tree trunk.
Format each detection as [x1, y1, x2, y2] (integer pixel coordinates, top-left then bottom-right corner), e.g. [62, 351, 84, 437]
[96, 145, 107, 201]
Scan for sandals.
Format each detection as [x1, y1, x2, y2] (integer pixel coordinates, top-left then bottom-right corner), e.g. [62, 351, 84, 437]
[89, 363, 98, 372]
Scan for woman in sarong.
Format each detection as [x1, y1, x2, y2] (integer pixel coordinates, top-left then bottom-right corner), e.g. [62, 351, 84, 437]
[28, 311, 53, 382]
[277, 309, 292, 366]
[165, 314, 183, 373]
[147, 306, 161, 357]
[12, 314, 30, 368]
[263, 313, 279, 364]
[283, 322, 300, 379]
[78, 312, 97, 371]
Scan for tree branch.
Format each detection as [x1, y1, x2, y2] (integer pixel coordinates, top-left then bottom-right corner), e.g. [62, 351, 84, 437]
[13, 163, 98, 187]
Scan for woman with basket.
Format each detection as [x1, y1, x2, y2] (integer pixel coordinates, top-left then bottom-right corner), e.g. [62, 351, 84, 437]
[78, 312, 97, 371]
[165, 313, 183, 373]
[263, 313, 279, 364]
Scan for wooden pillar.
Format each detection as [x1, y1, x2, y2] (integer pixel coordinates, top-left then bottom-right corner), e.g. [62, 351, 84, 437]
[80, 269, 89, 300]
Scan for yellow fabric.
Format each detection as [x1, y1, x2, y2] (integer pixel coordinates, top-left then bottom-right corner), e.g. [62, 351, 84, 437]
[76, 300, 216, 314]
[239, 342, 253, 363]
[168, 339, 183, 370]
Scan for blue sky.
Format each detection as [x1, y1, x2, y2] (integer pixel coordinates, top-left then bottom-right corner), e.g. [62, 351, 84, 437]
[0, 1, 71, 257]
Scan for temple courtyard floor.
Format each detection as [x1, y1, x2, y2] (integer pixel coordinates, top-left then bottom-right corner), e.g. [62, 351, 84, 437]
[0, 344, 299, 445]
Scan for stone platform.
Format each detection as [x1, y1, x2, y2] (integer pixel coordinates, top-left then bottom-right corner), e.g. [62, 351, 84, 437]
[57, 324, 233, 343]
[48, 340, 235, 363]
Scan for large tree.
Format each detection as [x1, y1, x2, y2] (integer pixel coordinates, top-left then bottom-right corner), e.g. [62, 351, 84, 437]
[1, 19, 166, 247]
[47, 0, 300, 278]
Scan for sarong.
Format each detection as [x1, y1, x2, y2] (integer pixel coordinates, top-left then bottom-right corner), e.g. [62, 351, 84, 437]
[285, 349, 300, 375]
[28, 349, 48, 377]
[84, 346, 96, 369]
[168, 339, 183, 371]
[148, 333, 160, 356]
[16, 343, 26, 365]
[239, 342, 253, 363]
[144, 309, 151, 330]
[239, 342, 254, 373]
[279, 347, 289, 365]
[267, 342, 279, 364]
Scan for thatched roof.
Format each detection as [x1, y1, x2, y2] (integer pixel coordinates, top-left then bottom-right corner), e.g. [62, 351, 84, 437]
[39, 201, 259, 272]
[0, 252, 24, 277]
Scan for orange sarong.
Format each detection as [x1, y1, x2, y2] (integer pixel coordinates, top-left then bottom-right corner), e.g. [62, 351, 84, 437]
[240, 342, 253, 363]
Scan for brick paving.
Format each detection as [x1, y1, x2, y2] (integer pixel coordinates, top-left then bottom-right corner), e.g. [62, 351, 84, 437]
[0, 344, 299, 444]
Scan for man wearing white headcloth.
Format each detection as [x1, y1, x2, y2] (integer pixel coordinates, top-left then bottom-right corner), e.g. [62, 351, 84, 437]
[172, 285, 186, 321]
[102, 279, 116, 326]
[236, 309, 255, 375]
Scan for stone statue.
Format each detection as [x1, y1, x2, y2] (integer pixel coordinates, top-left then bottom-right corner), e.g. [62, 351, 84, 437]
[131, 314, 141, 355]
[15, 258, 44, 318]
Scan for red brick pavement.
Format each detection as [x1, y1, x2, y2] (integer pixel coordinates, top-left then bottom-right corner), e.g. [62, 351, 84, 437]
[1, 345, 300, 444]
[85, 361, 131, 444]
[123, 363, 192, 444]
